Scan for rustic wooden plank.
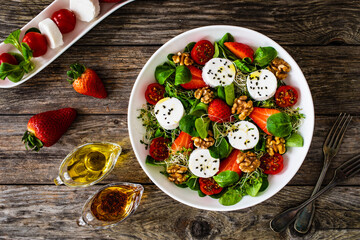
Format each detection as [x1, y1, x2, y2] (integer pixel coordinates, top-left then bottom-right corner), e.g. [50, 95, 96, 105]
[0, 46, 359, 115]
[1, 0, 359, 46]
[0, 185, 358, 239]
[0, 115, 359, 185]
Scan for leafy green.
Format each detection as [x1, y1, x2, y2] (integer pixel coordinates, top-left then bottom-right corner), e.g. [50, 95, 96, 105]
[4, 29, 22, 51]
[213, 42, 220, 58]
[267, 112, 292, 137]
[217, 86, 226, 101]
[189, 102, 208, 117]
[209, 190, 226, 199]
[218, 44, 238, 61]
[186, 176, 200, 190]
[155, 63, 175, 85]
[25, 27, 41, 35]
[224, 83, 235, 106]
[254, 47, 277, 67]
[209, 137, 232, 159]
[198, 189, 206, 197]
[233, 59, 257, 73]
[184, 42, 196, 53]
[145, 155, 166, 166]
[219, 188, 243, 206]
[195, 117, 210, 139]
[245, 179, 263, 197]
[286, 132, 304, 147]
[213, 170, 240, 188]
[179, 115, 199, 137]
[164, 81, 195, 110]
[218, 32, 234, 46]
[254, 136, 266, 152]
[259, 177, 269, 192]
[174, 65, 192, 85]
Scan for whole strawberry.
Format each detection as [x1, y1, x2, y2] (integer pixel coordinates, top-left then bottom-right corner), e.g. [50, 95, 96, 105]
[67, 63, 107, 98]
[208, 99, 231, 123]
[22, 108, 77, 151]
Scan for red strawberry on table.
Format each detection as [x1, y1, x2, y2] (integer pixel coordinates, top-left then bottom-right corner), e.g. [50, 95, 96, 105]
[22, 108, 77, 151]
[67, 63, 107, 99]
[218, 149, 242, 175]
[171, 131, 194, 154]
[180, 65, 208, 90]
[249, 107, 280, 135]
[208, 99, 232, 123]
[224, 42, 254, 62]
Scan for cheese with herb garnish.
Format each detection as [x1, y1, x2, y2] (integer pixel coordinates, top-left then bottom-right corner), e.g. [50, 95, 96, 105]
[154, 97, 184, 130]
[202, 58, 236, 87]
[188, 149, 220, 178]
[246, 69, 277, 101]
[227, 121, 259, 150]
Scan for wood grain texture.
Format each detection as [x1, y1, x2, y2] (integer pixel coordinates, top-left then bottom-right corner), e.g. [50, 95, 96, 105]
[0, 185, 359, 239]
[0, 115, 359, 185]
[0, 46, 359, 115]
[1, 0, 360, 46]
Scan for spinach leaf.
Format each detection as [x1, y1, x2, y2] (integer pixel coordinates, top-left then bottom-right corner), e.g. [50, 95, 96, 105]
[245, 179, 263, 197]
[218, 44, 238, 61]
[167, 54, 176, 68]
[224, 83, 235, 106]
[25, 27, 41, 35]
[4, 29, 22, 51]
[195, 117, 210, 139]
[209, 137, 231, 159]
[21, 42, 33, 60]
[184, 42, 196, 53]
[145, 155, 166, 167]
[217, 86, 226, 101]
[209, 190, 226, 199]
[233, 59, 257, 73]
[174, 65, 192, 85]
[254, 47, 277, 67]
[219, 188, 243, 206]
[254, 136, 266, 152]
[179, 115, 199, 137]
[259, 177, 269, 192]
[213, 42, 220, 58]
[213, 170, 240, 188]
[155, 64, 175, 85]
[189, 102, 208, 117]
[175, 183, 188, 188]
[218, 33, 234, 47]
[186, 176, 200, 191]
[198, 189, 206, 197]
[286, 132, 304, 147]
[267, 112, 293, 137]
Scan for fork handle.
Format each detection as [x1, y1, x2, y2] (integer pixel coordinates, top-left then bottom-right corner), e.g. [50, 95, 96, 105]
[270, 179, 338, 233]
[294, 162, 331, 233]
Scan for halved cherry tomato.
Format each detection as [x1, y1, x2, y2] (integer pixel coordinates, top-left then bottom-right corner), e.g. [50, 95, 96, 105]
[51, 9, 76, 34]
[22, 32, 47, 57]
[260, 153, 284, 175]
[275, 85, 298, 108]
[199, 177, 223, 195]
[149, 137, 170, 161]
[145, 83, 165, 105]
[191, 40, 215, 65]
[0, 53, 18, 65]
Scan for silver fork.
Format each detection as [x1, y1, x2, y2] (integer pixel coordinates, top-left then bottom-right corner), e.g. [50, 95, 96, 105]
[294, 113, 352, 233]
[270, 153, 360, 233]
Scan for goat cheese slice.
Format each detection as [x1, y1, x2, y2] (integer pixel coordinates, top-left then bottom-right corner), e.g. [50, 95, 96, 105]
[154, 97, 184, 130]
[246, 69, 277, 101]
[38, 18, 63, 49]
[228, 121, 259, 150]
[70, 0, 100, 22]
[188, 149, 220, 178]
[202, 58, 236, 87]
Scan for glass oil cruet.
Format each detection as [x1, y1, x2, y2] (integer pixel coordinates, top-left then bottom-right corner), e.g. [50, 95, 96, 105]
[54, 142, 122, 187]
[77, 182, 144, 229]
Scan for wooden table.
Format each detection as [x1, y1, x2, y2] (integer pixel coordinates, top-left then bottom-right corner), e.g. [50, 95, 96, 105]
[0, 0, 359, 239]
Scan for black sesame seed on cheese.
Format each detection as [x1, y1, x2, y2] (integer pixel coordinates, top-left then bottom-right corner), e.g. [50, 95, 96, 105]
[155, 110, 159, 114]
[201, 155, 204, 158]
[163, 105, 166, 109]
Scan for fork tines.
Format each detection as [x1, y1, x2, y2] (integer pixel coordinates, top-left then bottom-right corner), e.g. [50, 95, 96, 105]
[339, 153, 360, 178]
[324, 113, 352, 151]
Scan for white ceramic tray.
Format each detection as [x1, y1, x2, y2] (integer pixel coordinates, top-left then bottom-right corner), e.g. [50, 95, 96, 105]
[0, 0, 134, 88]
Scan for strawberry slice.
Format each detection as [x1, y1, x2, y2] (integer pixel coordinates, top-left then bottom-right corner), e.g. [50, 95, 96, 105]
[171, 131, 194, 154]
[224, 42, 254, 62]
[208, 99, 231, 123]
[218, 149, 242, 175]
[249, 107, 280, 135]
[180, 66, 207, 90]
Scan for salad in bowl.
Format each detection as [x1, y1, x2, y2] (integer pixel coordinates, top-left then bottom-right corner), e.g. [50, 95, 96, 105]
[128, 26, 314, 211]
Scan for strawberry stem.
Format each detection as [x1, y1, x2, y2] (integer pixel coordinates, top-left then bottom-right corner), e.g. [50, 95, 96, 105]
[67, 63, 86, 83]
[22, 131, 44, 152]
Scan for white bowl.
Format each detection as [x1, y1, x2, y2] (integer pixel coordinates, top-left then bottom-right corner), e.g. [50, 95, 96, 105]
[128, 25, 314, 211]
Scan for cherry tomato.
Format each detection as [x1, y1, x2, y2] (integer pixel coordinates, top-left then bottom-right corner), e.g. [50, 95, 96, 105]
[51, 9, 76, 34]
[145, 83, 165, 105]
[199, 177, 223, 195]
[0, 53, 18, 65]
[191, 40, 215, 65]
[260, 153, 284, 175]
[149, 137, 170, 161]
[22, 32, 47, 57]
[275, 85, 298, 108]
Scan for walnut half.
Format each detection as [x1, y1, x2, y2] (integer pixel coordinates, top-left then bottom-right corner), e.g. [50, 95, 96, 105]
[236, 151, 260, 173]
[267, 57, 291, 80]
[231, 96, 254, 120]
[167, 165, 189, 184]
[172, 52, 194, 66]
[266, 136, 286, 156]
[194, 87, 214, 104]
